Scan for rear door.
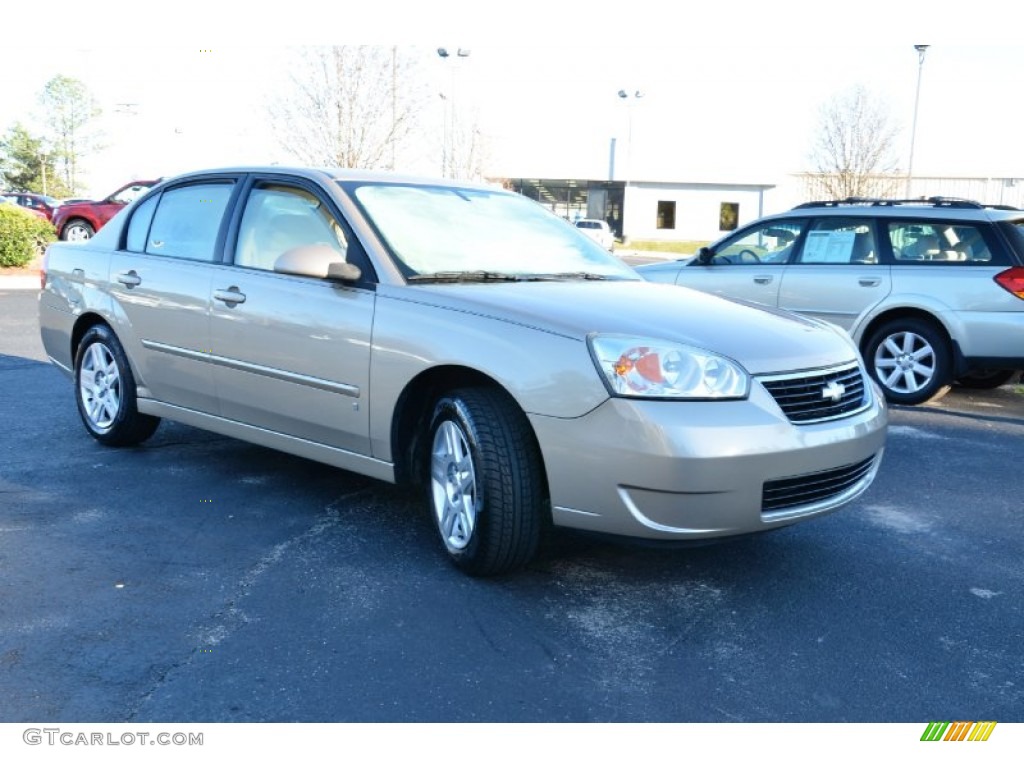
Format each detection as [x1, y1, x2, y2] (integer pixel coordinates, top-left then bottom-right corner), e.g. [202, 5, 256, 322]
[778, 216, 892, 330]
[107, 177, 239, 413]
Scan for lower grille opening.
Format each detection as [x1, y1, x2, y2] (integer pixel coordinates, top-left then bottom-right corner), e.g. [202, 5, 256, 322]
[762, 456, 876, 513]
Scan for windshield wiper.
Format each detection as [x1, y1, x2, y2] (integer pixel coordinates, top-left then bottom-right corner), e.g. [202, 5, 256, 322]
[407, 270, 624, 284]
[533, 271, 614, 281]
[407, 271, 525, 283]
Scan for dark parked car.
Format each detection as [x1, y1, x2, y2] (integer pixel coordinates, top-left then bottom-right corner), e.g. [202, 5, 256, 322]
[1, 192, 61, 222]
[1, 195, 49, 221]
[52, 180, 160, 241]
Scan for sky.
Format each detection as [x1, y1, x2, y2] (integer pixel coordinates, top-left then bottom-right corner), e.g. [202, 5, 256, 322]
[3, 2, 1023, 198]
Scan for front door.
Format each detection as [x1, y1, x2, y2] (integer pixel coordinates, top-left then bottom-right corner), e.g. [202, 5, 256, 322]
[207, 180, 376, 456]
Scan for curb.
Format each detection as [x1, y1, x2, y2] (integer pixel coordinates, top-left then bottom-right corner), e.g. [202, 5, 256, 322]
[0, 275, 40, 290]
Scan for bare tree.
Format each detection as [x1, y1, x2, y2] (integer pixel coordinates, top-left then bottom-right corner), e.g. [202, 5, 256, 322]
[808, 85, 901, 199]
[269, 46, 426, 170]
[38, 75, 101, 195]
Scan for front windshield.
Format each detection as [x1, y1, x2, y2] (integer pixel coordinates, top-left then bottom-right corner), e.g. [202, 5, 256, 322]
[345, 182, 637, 280]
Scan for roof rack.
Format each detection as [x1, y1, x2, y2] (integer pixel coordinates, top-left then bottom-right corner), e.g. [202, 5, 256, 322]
[794, 196, 990, 210]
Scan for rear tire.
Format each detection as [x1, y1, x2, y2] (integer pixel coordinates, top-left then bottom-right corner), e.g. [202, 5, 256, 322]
[864, 318, 952, 405]
[74, 325, 160, 446]
[426, 387, 545, 575]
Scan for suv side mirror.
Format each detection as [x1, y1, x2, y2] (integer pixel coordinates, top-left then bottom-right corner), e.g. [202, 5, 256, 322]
[696, 246, 714, 265]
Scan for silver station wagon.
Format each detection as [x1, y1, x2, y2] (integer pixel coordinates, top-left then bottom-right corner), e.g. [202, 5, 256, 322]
[637, 198, 1024, 405]
[39, 168, 887, 574]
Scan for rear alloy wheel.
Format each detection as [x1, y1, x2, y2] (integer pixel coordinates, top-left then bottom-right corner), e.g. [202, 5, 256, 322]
[74, 325, 160, 446]
[864, 318, 952, 406]
[427, 388, 545, 575]
[63, 219, 95, 241]
[955, 369, 1017, 389]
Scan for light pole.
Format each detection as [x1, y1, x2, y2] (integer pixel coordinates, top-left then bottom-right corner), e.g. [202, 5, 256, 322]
[437, 47, 470, 178]
[39, 152, 48, 196]
[618, 88, 643, 241]
[905, 44, 929, 197]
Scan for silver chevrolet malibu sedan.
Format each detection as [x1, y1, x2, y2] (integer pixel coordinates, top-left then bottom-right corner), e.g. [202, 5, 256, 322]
[38, 167, 887, 574]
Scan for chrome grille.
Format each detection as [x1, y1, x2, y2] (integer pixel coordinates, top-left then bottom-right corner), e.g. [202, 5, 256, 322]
[758, 364, 867, 424]
[762, 456, 876, 513]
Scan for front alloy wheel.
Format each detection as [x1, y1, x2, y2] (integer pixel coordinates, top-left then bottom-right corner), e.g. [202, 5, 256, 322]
[430, 418, 478, 551]
[426, 388, 545, 575]
[865, 318, 951, 405]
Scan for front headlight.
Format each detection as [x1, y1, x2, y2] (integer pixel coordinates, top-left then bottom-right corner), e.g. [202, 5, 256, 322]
[588, 334, 750, 399]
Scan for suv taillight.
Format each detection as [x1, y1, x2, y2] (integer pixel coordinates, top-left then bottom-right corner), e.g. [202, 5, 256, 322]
[995, 267, 1024, 299]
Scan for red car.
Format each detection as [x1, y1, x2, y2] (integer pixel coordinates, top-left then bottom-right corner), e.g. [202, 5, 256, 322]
[52, 180, 160, 241]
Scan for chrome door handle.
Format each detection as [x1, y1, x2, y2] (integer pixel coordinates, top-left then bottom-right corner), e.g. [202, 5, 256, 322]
[753, 275, 774, 285]
[859, 278, 882, 287]
[116, 270, 142, 288]
[213, 287, 246, 306]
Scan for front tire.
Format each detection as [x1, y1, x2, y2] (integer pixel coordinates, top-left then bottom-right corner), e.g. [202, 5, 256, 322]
[74, 325, 160, 446]
[864, 318, 952, 405]
[426, 388, 545, 575]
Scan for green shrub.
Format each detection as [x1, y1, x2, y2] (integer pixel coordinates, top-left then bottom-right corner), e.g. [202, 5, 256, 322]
[0, 205, 57, 267]
[625, 239, 709, 254]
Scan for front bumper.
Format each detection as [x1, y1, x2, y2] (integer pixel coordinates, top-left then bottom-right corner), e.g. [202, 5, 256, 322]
[528, 379, 887, 540]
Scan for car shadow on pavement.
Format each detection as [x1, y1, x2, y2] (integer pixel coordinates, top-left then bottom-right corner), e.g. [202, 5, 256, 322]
[0, 352, 52, 372]
[891, 390, 1024, 427]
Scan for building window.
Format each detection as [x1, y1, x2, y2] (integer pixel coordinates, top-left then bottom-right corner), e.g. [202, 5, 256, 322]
[720, 202, 739, 231]
[657, 201, 676, 230]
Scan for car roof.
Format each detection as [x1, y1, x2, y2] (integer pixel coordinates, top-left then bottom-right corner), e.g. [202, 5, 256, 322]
[786, 198, 1023, 222]
[155, 166, 506, 192]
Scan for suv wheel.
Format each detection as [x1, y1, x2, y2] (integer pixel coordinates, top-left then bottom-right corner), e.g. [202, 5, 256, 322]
[864, 318, 952, 405]
[63, 219, 95, 241]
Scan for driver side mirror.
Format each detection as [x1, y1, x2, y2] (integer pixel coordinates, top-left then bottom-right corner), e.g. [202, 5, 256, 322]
[696, 246, 715, 265]
[274, 244, 362, 282]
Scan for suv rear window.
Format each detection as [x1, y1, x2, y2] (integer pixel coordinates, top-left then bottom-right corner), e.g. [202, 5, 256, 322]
[888, 221, 995, 264]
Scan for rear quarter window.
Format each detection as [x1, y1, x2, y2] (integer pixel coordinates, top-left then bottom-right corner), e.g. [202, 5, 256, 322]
[887, 221, 1008, 265]
[126, 195, 159, 252]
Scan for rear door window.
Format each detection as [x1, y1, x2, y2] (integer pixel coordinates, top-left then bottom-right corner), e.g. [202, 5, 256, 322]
[796, 218, 878, 264]
[144, 183, 234, 261]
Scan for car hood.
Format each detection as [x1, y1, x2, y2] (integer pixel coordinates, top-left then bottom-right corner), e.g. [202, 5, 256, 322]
[386, 279, 858, 375]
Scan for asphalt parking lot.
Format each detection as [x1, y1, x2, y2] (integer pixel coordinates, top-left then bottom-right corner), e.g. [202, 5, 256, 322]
[1, 287, 1022, 723]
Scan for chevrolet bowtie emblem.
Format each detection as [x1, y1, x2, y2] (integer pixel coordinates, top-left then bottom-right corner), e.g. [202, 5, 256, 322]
[821, 381, 846, 402]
